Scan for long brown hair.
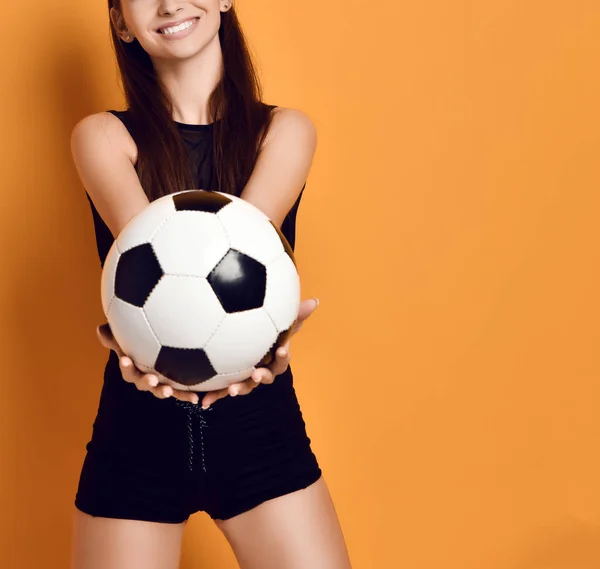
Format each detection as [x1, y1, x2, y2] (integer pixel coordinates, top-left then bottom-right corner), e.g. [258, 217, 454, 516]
[108, 1, 274, 201]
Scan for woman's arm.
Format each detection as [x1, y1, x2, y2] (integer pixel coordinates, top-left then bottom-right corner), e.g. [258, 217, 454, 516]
[200, 108, 319, 408]
[70, 112, 150, 239]
[240, 107, 318, 228]
[70, 112, 200, 404]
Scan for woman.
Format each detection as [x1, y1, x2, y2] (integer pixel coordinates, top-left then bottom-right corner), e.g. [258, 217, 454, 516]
[69, 1, 352, 568]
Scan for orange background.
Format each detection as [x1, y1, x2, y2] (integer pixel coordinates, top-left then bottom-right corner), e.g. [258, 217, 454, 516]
[1, 1, 600, 568]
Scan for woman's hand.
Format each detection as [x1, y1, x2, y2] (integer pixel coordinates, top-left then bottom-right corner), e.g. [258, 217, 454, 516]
[199, 297, 320, 409]
[96, 323, 201, 404]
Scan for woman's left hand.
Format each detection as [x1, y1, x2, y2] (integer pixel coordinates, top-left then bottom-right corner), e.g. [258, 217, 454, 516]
[200, 297, 320, 409]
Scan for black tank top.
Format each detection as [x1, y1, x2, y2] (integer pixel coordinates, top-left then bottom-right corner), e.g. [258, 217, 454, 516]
[85, 105, 305, 269]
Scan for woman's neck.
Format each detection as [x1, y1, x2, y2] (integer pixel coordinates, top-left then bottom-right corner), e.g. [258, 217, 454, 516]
[151, 34, 224, 125]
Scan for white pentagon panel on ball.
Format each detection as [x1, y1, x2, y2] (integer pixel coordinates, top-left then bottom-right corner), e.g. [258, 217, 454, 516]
[263, 252, 301, 331]
[116, 196, 176, 254]
[144, 275, 225, 348]
[107, 298, 161, 368]
[100, 242, 120, 317]
[151, 211, 230, 277]
[204, 308, 278, 374]
[217, 201, 283, 266]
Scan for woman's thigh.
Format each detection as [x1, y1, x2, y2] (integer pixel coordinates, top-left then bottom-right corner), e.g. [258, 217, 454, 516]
[71, 508, 186, 569]
[214, 476, 352, 569]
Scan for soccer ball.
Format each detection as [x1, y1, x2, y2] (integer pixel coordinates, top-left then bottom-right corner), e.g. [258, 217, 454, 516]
[100, 189, 300, 392]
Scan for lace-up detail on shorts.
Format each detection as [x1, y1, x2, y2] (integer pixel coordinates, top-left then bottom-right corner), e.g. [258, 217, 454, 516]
[174, 400, 213, 473]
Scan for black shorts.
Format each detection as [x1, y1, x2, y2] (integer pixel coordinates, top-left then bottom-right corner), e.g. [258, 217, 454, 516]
[74, 351, 322, 523]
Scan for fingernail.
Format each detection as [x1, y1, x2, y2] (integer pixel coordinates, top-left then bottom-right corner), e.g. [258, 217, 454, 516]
[122, 358, 131, 367]
[163, 387, 172, 397]
[230, 386, 239, 396]
[148, 375, 158, 387]
[192, 396, 199, 405]
[278, 348, 287, 358]
[314, 298, 320, 307]
[253, 374, 262, 383]
[202, 403, 210, 410]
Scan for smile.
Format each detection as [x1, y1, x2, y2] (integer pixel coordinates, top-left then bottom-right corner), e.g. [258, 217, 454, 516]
[158, 17, 199, 37]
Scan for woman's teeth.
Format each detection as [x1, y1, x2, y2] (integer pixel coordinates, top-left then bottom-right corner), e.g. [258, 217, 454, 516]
[160, 19, 196, 35]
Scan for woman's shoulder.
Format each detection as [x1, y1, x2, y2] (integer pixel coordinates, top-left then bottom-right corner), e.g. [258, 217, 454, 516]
[262, 105, 317, 147]
[73, 109, 129, 128]
[71, 110, 137, 164]
[265, 103, 312, 121]
[265, 102, 315, 125]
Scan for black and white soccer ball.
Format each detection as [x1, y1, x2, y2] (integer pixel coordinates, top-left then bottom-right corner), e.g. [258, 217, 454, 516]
[100, 189, 300, 392]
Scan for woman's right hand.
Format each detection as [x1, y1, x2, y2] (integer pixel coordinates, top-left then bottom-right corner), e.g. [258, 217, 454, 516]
[96, 323, 200, 405]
